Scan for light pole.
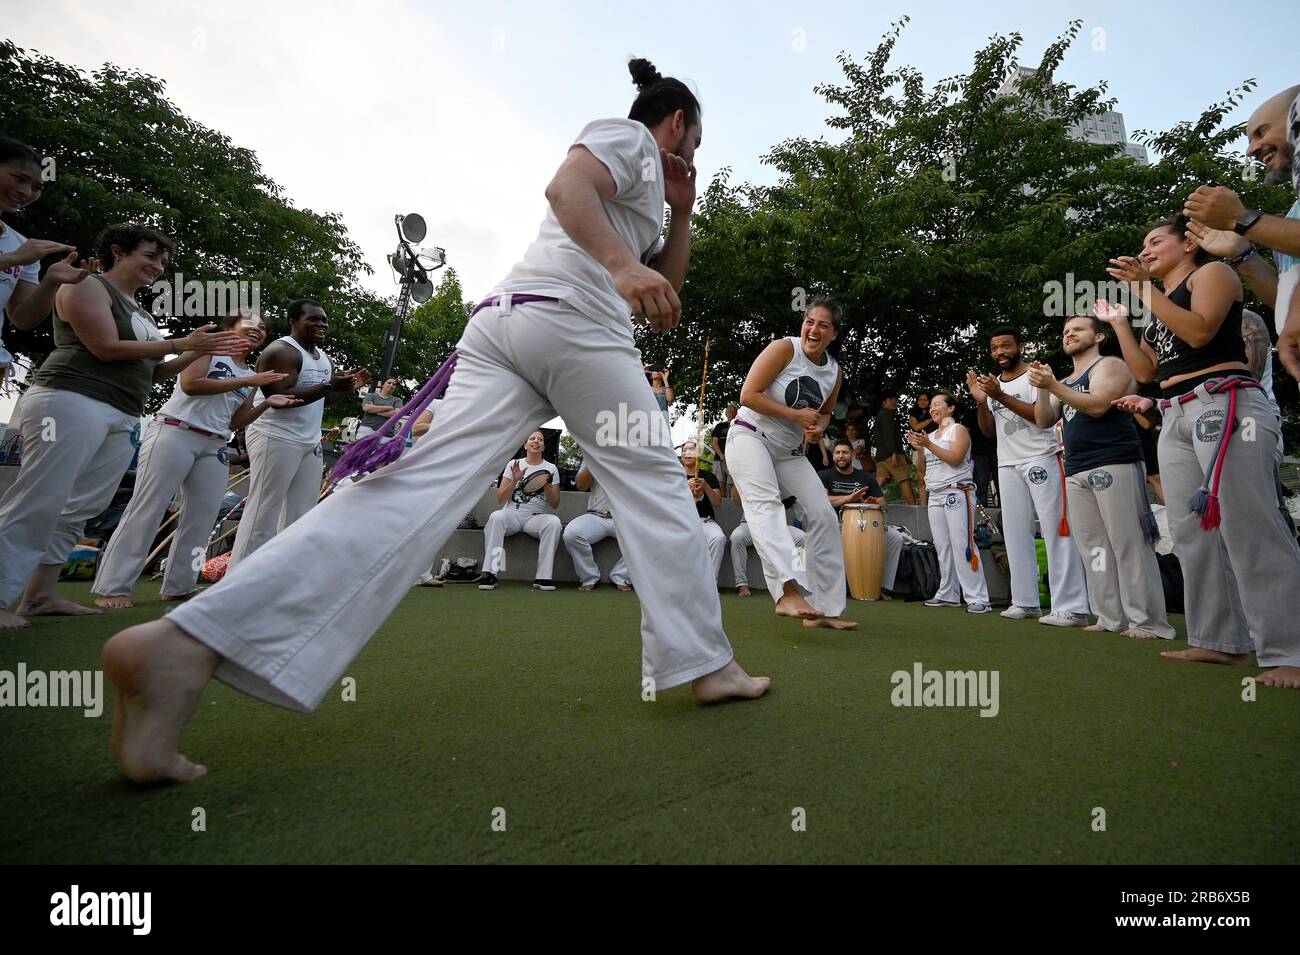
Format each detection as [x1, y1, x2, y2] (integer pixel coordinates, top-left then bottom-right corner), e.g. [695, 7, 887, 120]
[380, 213, 446, 384]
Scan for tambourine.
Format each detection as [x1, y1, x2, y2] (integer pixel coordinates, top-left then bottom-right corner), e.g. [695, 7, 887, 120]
[519, 469, 553, 495]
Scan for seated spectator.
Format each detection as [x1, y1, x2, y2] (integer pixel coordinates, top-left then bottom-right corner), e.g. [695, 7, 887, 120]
[819, 438, 905, 597]
[474, 430, 562, 591]
[359, 377, 402, 437]
[563, 461, 631, 592]
[729, 484, 805, 598]
[681, 440, 726, 580]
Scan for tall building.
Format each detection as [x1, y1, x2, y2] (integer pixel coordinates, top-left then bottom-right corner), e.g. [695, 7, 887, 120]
[999, 65, 1149, 165]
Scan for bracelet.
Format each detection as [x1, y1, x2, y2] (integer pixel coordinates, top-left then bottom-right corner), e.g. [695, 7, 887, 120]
[1224, 244, 1256, 269]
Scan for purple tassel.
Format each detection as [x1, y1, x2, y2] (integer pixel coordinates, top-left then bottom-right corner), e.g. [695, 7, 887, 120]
[1139, 508, 1159, 546]
[330, 351, 459, 486]
[1187, 486, 1210, 519]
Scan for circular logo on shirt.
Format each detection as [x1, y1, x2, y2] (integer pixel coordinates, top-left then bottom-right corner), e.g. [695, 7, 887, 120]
[943, 492, 961, 510]
[784, 376, 825, 411]
[313, 444, 323, 458]
[1087, 469, 1114, 491]
[217, 446, 229, 466]
[1027, 465, 1049, 485]
[1194, 410, 1226, 443]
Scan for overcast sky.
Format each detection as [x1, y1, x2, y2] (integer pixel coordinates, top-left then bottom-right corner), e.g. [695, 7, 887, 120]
[4, 0, 1294, 432]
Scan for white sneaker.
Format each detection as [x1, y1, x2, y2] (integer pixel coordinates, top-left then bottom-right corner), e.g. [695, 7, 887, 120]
[966, 603, 991, 614]
[924, 598, 961, 607]
[1039, 612, 1089, 628]
[1000, 606, 1041, 619]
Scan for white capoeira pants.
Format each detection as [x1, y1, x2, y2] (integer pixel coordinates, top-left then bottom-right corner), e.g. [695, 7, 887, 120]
[699, 516, 727, 582]
[729, 519, 805, 592]
[229, 431, 322, 567]
[1065, 462, 1175, 638]
[93, 419, 229, 599]
[0, 386, 139, 607]
[926, 485, 990, 606]
[562, 511, 629, 586]
[1158, 384, 1300, 666]
[482, 506, 561, 579]
[166, 297, 734, 710]
[998, 455, 1090, 614]
[725, 426, 846, 616]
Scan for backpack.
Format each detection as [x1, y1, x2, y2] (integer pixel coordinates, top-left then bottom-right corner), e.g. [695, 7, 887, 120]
[896, 541, 941, 601]
[439, 557, 480, 583]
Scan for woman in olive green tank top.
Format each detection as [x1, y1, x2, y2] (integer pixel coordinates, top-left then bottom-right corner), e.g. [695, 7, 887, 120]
[0, 224, 244, 628]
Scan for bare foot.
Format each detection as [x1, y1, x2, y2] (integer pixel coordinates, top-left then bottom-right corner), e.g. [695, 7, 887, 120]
[1124, 628, 1159, 639]
[1255, 666, 1300, 689]
[1160, 647, 1252, 666]
[692, 659, 771, 703]
[775, 592, 822, 620]
[803, 616, 859, 630]
[1084, 624, 1107, 632]
[737, 585, 752, 598]
[0, 608, 31, 630]
[616, 584, 632, 592]
[103, 619, 220, 784]
[578, 583, 595, 592]
[95, 595, 135, 610]
[159, 591, 199, 602]
[17, 596, 102, 617]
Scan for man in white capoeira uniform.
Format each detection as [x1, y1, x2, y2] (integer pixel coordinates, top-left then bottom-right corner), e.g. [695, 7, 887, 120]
[563, 460, 631, 592]
[476, 430, 562, 591]
[970, 325, 1090, 626]
[229, 299, 368, 566]
[104, 57, 769, 783]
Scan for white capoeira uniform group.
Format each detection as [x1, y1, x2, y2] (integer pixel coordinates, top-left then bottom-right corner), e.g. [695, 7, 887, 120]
[163, 116, 739, 708]
[920, 420, 990, 608]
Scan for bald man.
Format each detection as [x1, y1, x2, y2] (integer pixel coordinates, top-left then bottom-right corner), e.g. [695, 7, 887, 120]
[1182, 85, 1300, 377]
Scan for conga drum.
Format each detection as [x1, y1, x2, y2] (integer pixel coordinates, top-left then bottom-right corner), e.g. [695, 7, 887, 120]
[841, 503, 886, 600]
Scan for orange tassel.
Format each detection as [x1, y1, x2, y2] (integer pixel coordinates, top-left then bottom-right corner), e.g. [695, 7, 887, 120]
[1057, 454, 1071, 537]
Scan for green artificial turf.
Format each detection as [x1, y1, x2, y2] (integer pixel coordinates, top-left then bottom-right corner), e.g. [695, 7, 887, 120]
[1, 580, 1296, 864]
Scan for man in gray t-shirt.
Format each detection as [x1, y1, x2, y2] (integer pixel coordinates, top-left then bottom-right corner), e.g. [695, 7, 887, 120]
[359, 378, 402, 434]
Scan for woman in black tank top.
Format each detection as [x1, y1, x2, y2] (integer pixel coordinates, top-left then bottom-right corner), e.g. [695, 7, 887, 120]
[1101, 215, 1248, 397]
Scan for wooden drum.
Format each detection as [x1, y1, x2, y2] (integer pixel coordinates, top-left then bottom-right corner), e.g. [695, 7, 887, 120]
[841, 503, 886, 600]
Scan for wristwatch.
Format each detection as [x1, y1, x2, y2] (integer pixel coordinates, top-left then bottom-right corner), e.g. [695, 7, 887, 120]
[1233, 209, 1264, 236]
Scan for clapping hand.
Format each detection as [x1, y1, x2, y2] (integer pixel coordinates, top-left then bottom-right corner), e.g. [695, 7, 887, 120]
[1027, 361, 1054, 389]
[1112, 395, 1154, 415]
[966, 370, 987, 402]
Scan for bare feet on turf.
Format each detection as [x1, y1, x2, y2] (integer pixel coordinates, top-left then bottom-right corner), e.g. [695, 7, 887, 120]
[578, 583, 595, 592]
[158, 591, 199, 602]
[17, 596, 101, 617]
[1124, 628, 1159, 639]
[737, 585, 752, 598]
[775, 583, 822, 620]
[0, 608, 31, 629]
[616, 584, 632, 592]
[1160, 647, 1251, 666]
[103, 619, 220, 784]
[803, 616, 859, 630]
[1084, 624, 1107, 632]
[95, 595, 135, 610]
[692, 659, 771, 703]
[1255, 666, 1300, 689]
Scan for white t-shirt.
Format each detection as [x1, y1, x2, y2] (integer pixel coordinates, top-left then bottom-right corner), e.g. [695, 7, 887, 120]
[500, 458, 560, 516]
[158, 355, 255, 437]
[493, 118, 666, 331]
[586, 472, 613, 515]
[247, 336, 332, 446]
[983, 369, 1059, 466]
[737, 337, 840, 456]
[0, 222, 41, 366]
[923, 422, 974, 490]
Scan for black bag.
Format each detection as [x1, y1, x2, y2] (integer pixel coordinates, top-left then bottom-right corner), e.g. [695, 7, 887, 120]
[440, 557, 481, 583]
[896, 541, 941, 601]
[1156, 552, 1184, 614]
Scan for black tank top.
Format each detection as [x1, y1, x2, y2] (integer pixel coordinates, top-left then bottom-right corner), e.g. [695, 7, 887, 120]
[1060, 359, 1143, 476]
[1141, 268, 1246, 382]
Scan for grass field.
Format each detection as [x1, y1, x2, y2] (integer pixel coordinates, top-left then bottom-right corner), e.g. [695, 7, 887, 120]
[1, 580, 1297, 865]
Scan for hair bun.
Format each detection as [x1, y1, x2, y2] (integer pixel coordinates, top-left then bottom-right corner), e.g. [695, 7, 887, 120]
[628, 57, 662, 91]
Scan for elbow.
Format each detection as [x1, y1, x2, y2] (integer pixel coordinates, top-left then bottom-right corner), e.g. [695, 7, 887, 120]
[544, 176, 567, 210]
[1135, 368, 1156, 385]
[180, 382, 202, 396]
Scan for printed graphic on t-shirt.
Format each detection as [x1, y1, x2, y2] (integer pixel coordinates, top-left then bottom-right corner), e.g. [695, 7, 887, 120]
[511, 468, 553, 505]
[1144, 320, 1180, 368]
[785, 375, 825, 410]
[207, 359, 251, 399]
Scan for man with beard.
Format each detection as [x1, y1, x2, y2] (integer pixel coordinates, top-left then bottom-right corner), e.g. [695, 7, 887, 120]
[1030, 316, 1174, 640]
[819, 438, 904, 597]
[1181, 85, 1300, 376]
[969, 326, 1090, 626]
